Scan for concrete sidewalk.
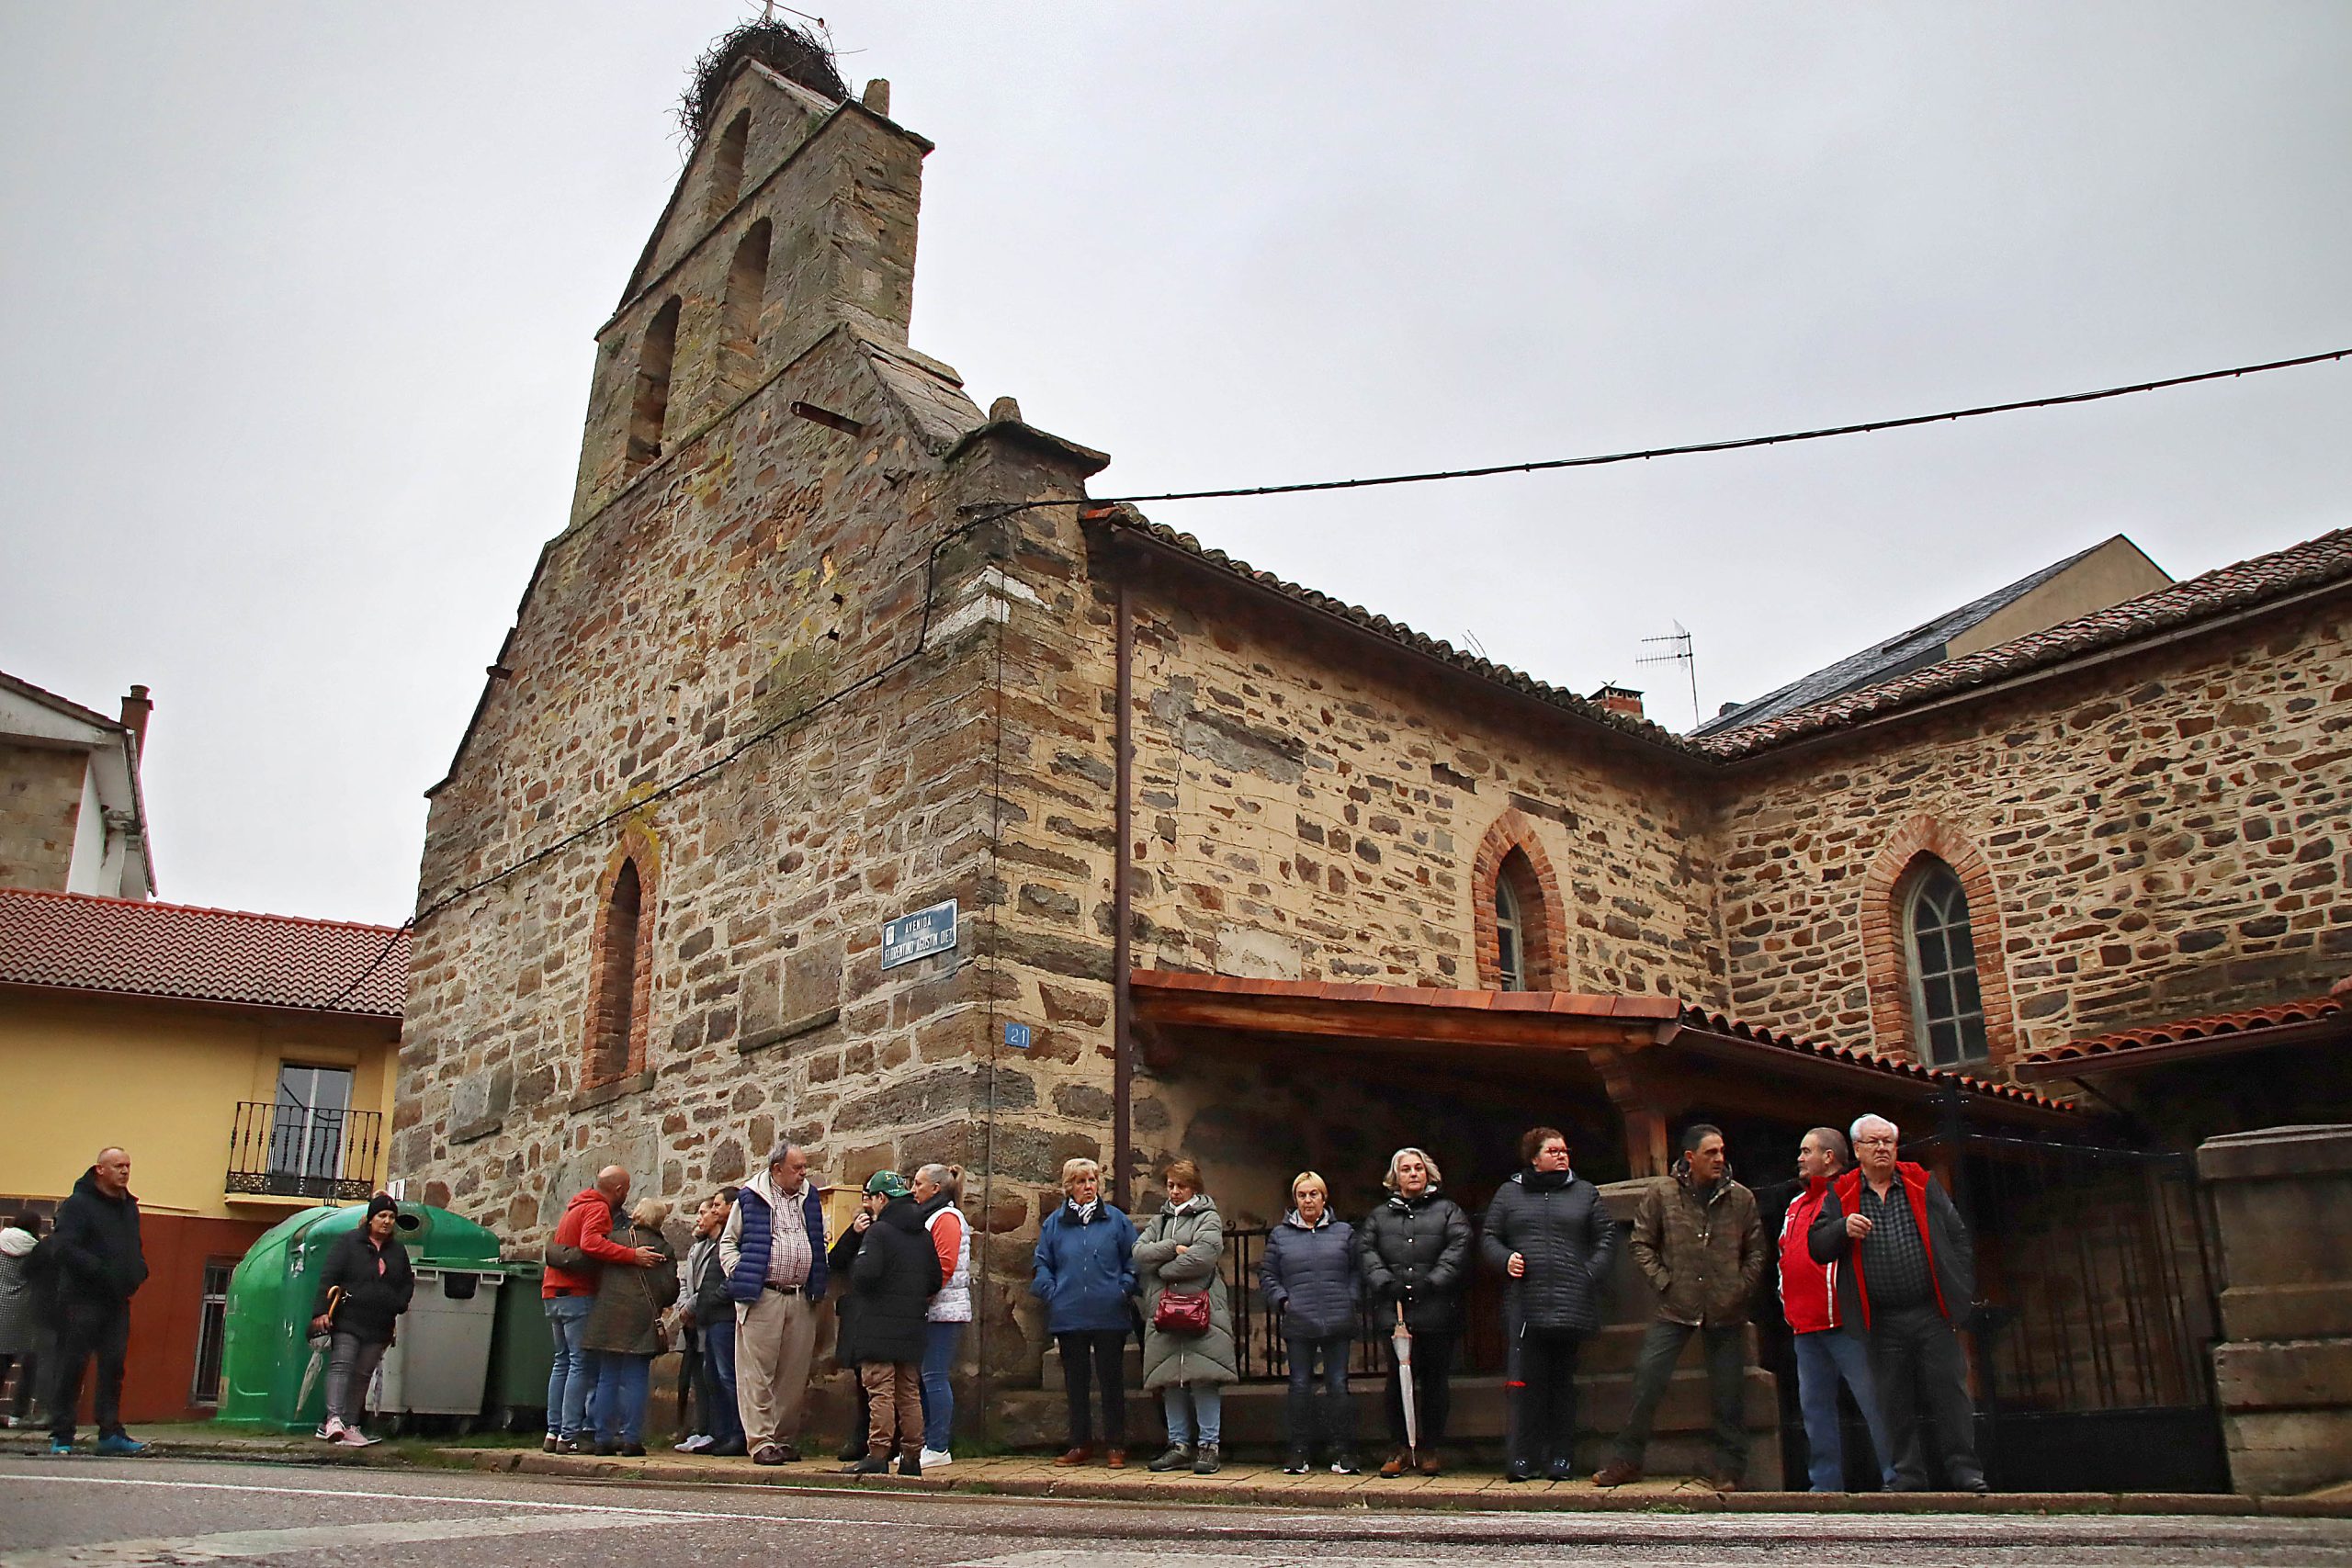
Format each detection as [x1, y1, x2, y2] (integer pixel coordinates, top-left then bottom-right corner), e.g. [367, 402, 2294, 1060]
[6, 1426, 2348, 1517]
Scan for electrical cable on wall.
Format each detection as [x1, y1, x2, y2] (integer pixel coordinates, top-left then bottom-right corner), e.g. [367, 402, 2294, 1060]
[322, 344, 2350, 1006]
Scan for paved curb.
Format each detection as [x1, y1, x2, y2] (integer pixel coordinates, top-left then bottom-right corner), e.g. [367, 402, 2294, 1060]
[6, 1437, 2346, 1518]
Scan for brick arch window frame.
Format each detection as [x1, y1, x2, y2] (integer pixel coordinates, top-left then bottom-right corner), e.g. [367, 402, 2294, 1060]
[1471, 809, 1566, 990]
[582, 826, 661, 1089]
[1860, 815, 2018, 1067]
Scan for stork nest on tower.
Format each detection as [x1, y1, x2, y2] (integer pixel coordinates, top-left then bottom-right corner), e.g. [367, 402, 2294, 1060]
[679, 17, 848, 140]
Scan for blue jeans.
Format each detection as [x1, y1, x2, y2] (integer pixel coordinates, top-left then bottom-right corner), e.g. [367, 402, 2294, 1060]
[919, 1321, 964, 1454]
[1162, 1383, 1223, 1448]
[1795, 1329, 1896, 1491]
[543, 1295, 594, 1438]
[593, 1352, 651, 1445]
[700, 1315, 744, 1446]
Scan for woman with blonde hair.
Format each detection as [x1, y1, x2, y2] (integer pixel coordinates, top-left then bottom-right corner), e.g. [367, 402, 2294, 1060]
[581, 1196, 678, 1456]
[1261, 1169, 1361, 1473]
[1355, 1146, 1471, 1476]
[910, 1162, 970, 1468]
[1030, 1156, 1137, 1467]
[1133, 1158, 1238, 1474]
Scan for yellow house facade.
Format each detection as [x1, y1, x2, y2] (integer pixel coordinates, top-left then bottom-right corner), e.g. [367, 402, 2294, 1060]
[0, 887, 405, 1422]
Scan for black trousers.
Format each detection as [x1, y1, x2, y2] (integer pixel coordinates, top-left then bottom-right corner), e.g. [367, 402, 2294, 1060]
[1384, 1330, 1454, 1449]
[1284, 1334, 1355, 1459]
[1057, 1328, 1127, 1449]
[50, 1298, 130, 1443]
[1508, 1328, 1583, 1466]
[1865, 1304, 1984, 1490]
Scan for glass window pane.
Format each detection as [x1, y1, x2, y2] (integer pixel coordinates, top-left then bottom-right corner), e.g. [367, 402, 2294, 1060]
[1914, 929, 1947, 977]
[1924, 976, 1955, 1025]
[1952, 968, 1983, 1017]
[1958, 1014, 1990, 1062]
[1928, 1021, 1959, 1066]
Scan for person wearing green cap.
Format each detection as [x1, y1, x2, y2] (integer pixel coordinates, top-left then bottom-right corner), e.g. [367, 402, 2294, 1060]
[841, 1170, 940, 1476]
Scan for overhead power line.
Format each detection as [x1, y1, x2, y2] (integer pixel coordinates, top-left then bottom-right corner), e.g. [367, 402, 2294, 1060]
[1092, 346, 2351, 506]
[324, 344, 2347, 1009]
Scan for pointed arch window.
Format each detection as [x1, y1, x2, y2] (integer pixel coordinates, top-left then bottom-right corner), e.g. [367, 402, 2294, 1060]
[626, 297, 681, 475]
[718, 220, 772, 397]
[707, 109, 752, 221]
[586, 859, 643, 1085]
[1905, 862, 1989, 1068]
[1495, 873, 1526, 991]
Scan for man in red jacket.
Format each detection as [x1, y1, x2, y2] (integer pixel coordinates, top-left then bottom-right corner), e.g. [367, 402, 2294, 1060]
[541, 1166, 662, 1452]
[1779, 1127, 1895, 1491]
[1807, 1114, 1987, 1494]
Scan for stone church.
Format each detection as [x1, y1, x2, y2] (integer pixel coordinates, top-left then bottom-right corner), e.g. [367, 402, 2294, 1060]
[399, 30, 2351, 1449]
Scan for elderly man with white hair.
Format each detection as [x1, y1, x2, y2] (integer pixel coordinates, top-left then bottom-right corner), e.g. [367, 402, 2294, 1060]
[1807, 1113, 1986, 1494]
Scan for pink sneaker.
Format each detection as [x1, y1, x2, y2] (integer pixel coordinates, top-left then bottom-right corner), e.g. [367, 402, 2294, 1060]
[318, 1417, 347, 1442]
[335, 1426, 379, 1448]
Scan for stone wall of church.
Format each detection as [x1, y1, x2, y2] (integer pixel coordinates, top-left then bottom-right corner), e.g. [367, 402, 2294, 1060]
[1713, 593, 2352, 1070]
[401, 330, 1014, 1250]
[1114, 562, 1724, 1002]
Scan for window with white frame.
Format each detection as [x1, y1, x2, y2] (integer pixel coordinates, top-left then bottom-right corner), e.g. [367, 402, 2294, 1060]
[1905, 863, 1990, 1067]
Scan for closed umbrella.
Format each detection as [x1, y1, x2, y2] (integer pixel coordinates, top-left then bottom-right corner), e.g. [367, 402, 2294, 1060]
[1392, 1302, 1419, 1460]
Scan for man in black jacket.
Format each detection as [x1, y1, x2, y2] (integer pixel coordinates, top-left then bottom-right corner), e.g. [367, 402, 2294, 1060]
[1807, 1113, 1986, 1494]
[842, 1171, 941, 1478]
[48, 1147, 150, 1455]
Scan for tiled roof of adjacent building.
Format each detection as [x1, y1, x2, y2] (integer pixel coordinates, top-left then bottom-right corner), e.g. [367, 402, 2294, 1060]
[1094, 507, 2352, 766]
[0, 887, 408, 1019]
[1699, 528, 2352, 760]
[1098, 507, 1702, 758]
[2014, 991, 2346, 1078]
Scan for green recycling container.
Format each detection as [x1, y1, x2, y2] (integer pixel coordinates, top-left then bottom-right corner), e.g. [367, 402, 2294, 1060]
[217, 1202, 502, 1432]
[481, 1258, 553, 1431]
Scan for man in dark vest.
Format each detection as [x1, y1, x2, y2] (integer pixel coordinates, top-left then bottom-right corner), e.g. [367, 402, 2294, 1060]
[48, 1146, 150, 1456]
[1809, 1112, 1987, 1494]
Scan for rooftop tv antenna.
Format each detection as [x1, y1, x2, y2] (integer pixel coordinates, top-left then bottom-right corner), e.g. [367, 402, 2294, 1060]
[1637, 622, 1701, 730]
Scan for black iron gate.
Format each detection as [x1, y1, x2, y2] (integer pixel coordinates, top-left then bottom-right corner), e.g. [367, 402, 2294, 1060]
[1954, 1133, 2228, 1492]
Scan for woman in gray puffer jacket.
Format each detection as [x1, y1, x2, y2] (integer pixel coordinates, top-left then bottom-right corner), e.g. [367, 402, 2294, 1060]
[1480, 1127, 1617, 1481]
[1133, 1159, 1237, 1475]
[1260, 1170, 1359, 1474]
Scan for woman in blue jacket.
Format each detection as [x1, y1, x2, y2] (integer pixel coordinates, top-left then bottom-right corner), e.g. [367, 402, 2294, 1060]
[1030, 1156, 1137, 1467]
[1261, 1170, 1360, 1474]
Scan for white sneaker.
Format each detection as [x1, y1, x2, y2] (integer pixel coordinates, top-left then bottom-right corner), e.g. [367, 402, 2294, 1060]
[673, 1434, 713, 1453]
[918, 1447, 953, 1468]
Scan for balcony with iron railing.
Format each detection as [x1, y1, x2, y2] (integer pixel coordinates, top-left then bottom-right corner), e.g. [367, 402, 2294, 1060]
[226, 1100, 384, 1203]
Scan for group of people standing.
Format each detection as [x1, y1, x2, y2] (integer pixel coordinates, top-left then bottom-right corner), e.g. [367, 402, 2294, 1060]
[540, 1145, 970, 1479]
[1032, 1116, 1984, 1493]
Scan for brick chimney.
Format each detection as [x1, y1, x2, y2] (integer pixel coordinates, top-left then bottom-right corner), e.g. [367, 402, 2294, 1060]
[1589, 683, 1645, 720]
[119, 684, 153, 763]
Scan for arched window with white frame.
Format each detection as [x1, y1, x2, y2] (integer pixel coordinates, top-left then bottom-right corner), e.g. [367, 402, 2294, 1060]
[1905, 861, 1989, 1067]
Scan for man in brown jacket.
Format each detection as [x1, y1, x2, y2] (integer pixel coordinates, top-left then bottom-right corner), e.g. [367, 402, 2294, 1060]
[1594, 1124, 1764, 1490]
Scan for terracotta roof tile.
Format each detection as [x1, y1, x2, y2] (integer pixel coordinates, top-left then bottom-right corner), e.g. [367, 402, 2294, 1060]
[1095, 508, 2351, 764]
[0, 887, 407, 1019]
[2022, 993, 2346, 1066]
[1674, 1004, 2074, 1112]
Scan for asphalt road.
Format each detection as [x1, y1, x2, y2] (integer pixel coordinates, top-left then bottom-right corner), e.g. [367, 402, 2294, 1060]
[3, 1459, 2348, 1568]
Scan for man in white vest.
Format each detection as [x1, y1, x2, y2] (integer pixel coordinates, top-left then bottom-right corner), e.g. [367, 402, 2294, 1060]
[910, 1162, 971, 1468]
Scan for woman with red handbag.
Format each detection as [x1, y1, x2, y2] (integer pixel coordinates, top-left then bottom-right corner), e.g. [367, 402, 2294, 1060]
[1132, 1159, 1237, 1475]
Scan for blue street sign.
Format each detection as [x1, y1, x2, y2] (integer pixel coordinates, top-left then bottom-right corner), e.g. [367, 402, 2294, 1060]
[1005, 1021, 1032, 1050]
[880, 898, 958, 970]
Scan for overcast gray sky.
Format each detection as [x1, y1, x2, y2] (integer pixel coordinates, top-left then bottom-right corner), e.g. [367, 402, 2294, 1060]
[4, 3, 2347, 925]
